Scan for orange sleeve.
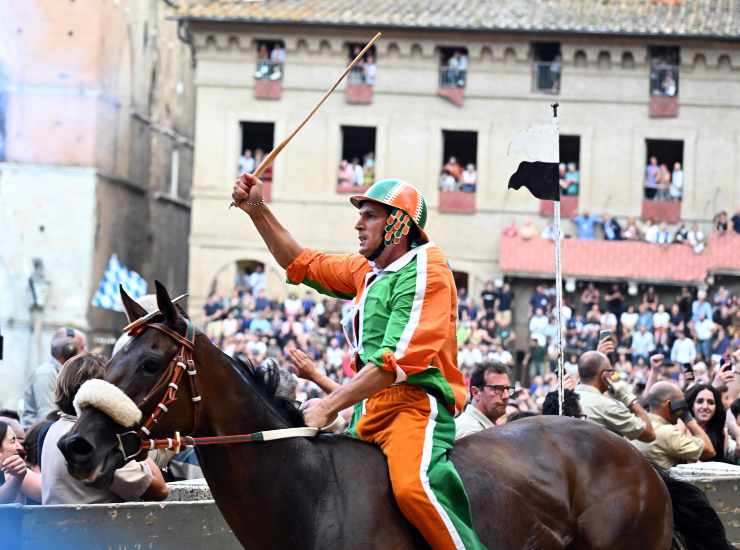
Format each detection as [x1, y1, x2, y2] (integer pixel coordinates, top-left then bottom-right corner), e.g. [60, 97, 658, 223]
[286, 249, 368, 300]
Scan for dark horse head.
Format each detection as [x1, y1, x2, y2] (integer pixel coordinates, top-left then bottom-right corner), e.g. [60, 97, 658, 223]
[58, 281, 206, 486]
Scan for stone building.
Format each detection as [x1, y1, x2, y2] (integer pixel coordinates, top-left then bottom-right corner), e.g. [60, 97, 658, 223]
[0, 0, 195, 407]
[177, 0, 740, 328]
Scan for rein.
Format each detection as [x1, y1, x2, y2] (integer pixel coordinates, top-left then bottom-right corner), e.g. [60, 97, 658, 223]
[116, 315, 317, 461]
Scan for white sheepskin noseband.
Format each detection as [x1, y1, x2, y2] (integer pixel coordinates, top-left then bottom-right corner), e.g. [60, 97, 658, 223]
[74, 379, 143, 428]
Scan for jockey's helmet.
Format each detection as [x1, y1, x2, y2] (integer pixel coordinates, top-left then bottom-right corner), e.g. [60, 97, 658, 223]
[350, 179, 429, 248]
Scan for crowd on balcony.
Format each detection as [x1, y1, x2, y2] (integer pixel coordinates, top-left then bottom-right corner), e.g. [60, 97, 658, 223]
[337, 153, 375, 188]
[348, 45, 376, 85]
[254, 43, 286, 81]
[644, 155, 683, 201]
[238, 148, 273, 182]
[558, 162, 580, 196]
[439, 156, 477, 193]
[439, 50, 468, 88]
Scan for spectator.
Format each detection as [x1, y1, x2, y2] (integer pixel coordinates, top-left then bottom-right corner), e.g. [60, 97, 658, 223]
[687, 223, 706, 253]
[669, 162, 683, 201]
[622, 217, 641, 241]
[558, 164, 568, 195]
[655, 222, 672, 245]
[269, 44, 285, 80]
[644, 219, 659, 244]
[564, 162, 579, 196]
[693, 313, 715, 360]
[337, 160, 354, 187]
[442, 156, 462, 181]
[572, 212, 602, 240]
[686, 384, 736, 462]
[239, 149, 255, 174]
[519, 219, 537, 240]
[620, 304, 639, 339]
[692, 290, 713, 322]
[351, 158, 364, 187]
[732, 208, 740, 234]
[602, 214, 622, 240]
[655, 164, 671, 201]
[0, 420, 41, 504]
[673, 223, 688, 244]
[632, 381, 715, 468]
[254, 44, 271, 79]
[439, 170, 456, 192]
[364, 54, 376, 85]
[580, 282, 600, 313]
[42, 353, 169, 504]
[575, 350, 655, 442]
[22, 327, 86, 430]
[495, 282, 514, 328]
[671, 329, 697, 369]
[460, 163, 477, 193]
[541, 389, 583, 417]
[529, 307, 549, 339]
[455, 362, 511, 439]
[714, 211, 729, 235]
[480, 281, 496, 315]
[644, 156, 659, 200]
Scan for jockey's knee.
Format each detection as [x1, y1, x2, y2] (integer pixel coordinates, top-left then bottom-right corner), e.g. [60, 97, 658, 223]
[389, 472, 426, 512]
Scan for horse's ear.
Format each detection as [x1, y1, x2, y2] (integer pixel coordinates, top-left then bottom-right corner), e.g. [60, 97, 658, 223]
[154, 280, 178, 325]
[120, 285, 147, 323]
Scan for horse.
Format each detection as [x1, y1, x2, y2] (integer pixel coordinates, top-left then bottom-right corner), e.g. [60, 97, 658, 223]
[58, 282, 730, 550]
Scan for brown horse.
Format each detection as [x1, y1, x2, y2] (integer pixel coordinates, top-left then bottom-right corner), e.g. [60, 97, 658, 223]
[59, 283, 729, 550]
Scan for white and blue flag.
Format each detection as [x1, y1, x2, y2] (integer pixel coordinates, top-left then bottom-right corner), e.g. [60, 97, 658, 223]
[91, 254, 147, 311]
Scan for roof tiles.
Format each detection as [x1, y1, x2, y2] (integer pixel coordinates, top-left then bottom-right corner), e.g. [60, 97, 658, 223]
[176, 0, 740, 39]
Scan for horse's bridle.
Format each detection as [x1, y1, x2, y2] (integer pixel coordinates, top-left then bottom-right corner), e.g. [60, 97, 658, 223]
[115, 315, 318, 462]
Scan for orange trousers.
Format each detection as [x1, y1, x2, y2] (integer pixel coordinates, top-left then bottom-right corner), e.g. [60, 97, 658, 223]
[350, 384, 486, 550]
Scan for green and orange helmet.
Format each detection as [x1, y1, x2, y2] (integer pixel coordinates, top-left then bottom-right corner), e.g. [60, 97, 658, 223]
[350, 178, 429, 246]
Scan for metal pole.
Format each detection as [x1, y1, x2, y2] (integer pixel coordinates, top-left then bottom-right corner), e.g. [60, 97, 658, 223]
[551, 103, 564, 416]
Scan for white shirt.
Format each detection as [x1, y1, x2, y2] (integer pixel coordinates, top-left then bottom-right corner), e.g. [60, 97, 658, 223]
[529, 314, 548, 337]
[455, 404, 494, 440]
[694, 318, 715, 341]
[671, 338, 696, 364]
[353, 164, 364, 186]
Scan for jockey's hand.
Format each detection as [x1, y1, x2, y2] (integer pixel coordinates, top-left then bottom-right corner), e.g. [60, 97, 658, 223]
[1, 455, 27, 477]
[288, 349, 320, 382]
[301, 398, 336, 429]
[232, 172, 264, 212]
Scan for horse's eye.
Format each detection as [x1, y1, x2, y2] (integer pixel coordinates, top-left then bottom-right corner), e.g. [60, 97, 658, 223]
[141, 360, 160, 375]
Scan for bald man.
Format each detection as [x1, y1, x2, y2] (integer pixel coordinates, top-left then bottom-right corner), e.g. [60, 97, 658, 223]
[575, 350, 655, 442]
[632, 382, 716, 468]
[22, 327, 86, 429]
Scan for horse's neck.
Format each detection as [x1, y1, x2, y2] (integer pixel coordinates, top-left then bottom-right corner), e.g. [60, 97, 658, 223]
[193, 336, 291, 437]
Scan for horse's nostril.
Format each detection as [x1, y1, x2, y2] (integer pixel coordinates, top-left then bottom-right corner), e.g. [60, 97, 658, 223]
[67, 436, 94, 458]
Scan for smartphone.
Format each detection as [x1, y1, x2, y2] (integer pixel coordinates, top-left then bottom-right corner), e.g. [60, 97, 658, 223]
[599, 329, 613, 342]
[669, 398, 689, 415]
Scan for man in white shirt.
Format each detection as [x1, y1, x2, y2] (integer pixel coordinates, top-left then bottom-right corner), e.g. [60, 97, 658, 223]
[630, 323, 655, 362]
[671, 329, 696, 368]
[455, 362, 511, 440]
[693, 314, 714, 361]
[528, 307, 549, 339]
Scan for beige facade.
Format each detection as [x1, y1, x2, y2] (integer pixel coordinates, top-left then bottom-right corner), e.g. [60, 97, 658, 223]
[186, 23, 740, 321]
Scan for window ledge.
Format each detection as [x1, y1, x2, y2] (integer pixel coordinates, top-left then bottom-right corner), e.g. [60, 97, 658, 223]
[154, 191, 191, 210]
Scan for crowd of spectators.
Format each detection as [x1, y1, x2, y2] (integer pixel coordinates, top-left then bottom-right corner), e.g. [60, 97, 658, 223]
[238, 148, 273, 183]
[254, 42, 286, 81]
[558, 162, 580, 196]
[348, 45, 376, 85]
[439, 50, 468, 88]
[337, 153, 375, 188]
[644, 155, 683, 201]
[439, 156, 477, 193]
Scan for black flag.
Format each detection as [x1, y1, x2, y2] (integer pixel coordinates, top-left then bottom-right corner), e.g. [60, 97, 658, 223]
[508, 162, 559, 201]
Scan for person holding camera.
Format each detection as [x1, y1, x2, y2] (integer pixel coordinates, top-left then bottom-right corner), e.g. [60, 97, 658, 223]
[633, 381, 715, 468]
[575, 336, 656, 442]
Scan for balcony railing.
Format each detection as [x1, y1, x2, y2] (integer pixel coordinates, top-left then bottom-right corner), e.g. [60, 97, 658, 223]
[649, 63, 679, 97]
[439, 67, 467, 88]
[533, 61, 561, 94]
[254, 60, 284, 81]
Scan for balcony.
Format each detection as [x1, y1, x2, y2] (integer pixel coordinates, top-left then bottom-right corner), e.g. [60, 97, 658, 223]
[439, 189, 475, 213]
[642, 199, 681, 224]
[649, 63, 679, 118]
[500, 232, 740, 286]
[438, 67, 466, 107]
[345, 66, 374, 105]
[533, 62, 561, 94]
[539, 196, 579, 218]
[254, 61, 283, 100]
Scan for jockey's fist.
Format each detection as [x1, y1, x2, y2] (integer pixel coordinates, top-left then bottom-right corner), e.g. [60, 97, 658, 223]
[232, 172, 264, 212]
[301, 398, 336, 430]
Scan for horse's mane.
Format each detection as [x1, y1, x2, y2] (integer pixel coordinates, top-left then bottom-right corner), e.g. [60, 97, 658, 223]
[227, 354, 305, 428]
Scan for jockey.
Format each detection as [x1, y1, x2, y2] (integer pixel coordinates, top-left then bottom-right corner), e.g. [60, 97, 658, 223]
[232, 175, 485, 550]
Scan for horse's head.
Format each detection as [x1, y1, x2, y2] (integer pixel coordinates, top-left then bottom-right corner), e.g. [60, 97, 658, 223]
[59, 281, 197, 486]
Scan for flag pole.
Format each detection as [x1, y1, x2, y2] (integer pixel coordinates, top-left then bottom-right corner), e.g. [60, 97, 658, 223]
[551, 103, 565, 416]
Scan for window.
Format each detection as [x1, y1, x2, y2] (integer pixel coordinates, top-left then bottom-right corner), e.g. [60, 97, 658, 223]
[440, 130, 477, 193]
[347, 43, 376, 86]
[239, 122, 275, 184]
[644, 139, 684, 202]
[649, 47, 679, 97]
[254, 40, 286, 81]
[439, 47, 469, 89]
[337, 126, 376, 190]
[559, 136, 580, 197]
[532, 43, 561, 94]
